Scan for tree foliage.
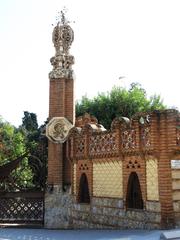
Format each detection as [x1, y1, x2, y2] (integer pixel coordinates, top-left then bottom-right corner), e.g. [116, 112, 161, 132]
[0, 111, 48, 191]
[19, 111, 48, 190]
[76, 83, 166, 129]
[22, 112, 38, 132]
[0, 118, 25, 163]
[0, 117, 33, 189]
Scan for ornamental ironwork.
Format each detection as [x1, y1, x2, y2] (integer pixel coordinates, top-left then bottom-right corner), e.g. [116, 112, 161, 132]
[0, 192, 44, 224]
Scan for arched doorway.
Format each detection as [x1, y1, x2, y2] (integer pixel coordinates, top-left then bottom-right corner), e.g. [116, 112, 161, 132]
[78, 173, 90, 203]
[126, 172, 143, 209]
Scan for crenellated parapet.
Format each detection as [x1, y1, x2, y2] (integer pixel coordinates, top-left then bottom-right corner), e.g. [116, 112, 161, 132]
[68, 109, 180, 161]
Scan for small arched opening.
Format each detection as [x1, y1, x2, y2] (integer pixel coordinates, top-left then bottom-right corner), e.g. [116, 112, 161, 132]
[126, 172, 143, 209]
[78, 173, 90, 203]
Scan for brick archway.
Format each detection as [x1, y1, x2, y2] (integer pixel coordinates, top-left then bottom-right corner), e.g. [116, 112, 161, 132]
[126, 172, 143, 209]
[78, 173, 90, 203]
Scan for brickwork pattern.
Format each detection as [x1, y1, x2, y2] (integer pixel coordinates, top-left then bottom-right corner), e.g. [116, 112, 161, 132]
[67, 110, 180, 228]
[123, 155, 146, 206]
[141, 127, 151, 147]
[121, 129, 136, 149]
[48, 142, 63, 185]
[157, 111, 176, 228]
[47, 81, 180, 229]
[76, 160, 92, 201]
[89, 133, 118, 156]
[75, 137, 85, 158]
[48, 77, 74, 187]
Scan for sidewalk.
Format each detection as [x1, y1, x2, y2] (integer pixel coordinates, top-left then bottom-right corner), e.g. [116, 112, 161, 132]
[0, 228, 164, 240]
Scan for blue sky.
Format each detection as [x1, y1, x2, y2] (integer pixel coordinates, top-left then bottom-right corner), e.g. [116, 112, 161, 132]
[1, 0, 180, 126]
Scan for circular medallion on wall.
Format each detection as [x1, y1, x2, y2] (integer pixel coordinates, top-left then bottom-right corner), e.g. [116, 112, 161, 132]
[46, 117, 73, 143]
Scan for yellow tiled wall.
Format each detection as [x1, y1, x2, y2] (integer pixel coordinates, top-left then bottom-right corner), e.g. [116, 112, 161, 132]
[146, 159, 159, 201]
[93, 159, 123, 198]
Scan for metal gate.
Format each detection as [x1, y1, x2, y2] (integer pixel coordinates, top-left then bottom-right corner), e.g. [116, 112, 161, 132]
[0, 191, 44, 225]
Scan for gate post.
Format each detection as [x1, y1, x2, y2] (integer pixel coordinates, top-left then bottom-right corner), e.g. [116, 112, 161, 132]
[157, 110, 175, 228]
[44, 12, 74, 229]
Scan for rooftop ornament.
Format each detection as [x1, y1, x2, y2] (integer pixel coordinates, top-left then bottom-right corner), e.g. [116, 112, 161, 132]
[49, 9, 74, 79]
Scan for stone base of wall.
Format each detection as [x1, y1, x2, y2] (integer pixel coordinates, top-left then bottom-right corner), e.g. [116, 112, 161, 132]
[44, 193, 161, 229]
[44, 185, 73, 229]
[173, 200, 180, 227]
[71, 197, 161, 229]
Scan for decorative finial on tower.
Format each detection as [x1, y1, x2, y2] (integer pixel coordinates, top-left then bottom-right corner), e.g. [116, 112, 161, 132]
[49, 8, 74, 79]
[55, 7, 69, 25]
[60, 10, 66, 25]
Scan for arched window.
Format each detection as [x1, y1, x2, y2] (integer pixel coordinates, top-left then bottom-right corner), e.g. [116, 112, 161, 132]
[78, 173, 90, 203]
[126, 172, 143, 209]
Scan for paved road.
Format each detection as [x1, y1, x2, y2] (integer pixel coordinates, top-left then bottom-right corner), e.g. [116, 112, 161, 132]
[0, 228, 164, 240]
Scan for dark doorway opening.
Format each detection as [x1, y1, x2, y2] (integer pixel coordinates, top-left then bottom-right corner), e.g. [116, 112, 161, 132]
[78, 173, 90, 203]
[126, 172, 143, 209]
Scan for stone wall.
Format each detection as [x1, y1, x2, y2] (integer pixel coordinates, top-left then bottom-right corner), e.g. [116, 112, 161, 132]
[71, 197, 161, 229]
[44, 185, 73, 229]
[45, 191, 161, 229]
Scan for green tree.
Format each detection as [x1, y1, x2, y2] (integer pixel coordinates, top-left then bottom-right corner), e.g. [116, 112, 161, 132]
[0, 117, 33, 190]
[0, 112, 48, 191]
[20, 111, 40, 152]
[19, 111, 48, 190]
[0, 117, 25, 162]
[22, 111, 38, 132]
[76, 83, 166, 129]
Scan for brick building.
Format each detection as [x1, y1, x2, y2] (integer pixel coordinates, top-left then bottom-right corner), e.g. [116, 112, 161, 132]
[45, 17, 180, 229]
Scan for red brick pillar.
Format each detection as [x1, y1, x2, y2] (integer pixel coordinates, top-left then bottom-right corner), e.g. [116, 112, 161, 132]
[47, 78, 74, 187]
[45, 15, 75, 229]
[158, 111, 175, 228]
[46, 18, 75, 192]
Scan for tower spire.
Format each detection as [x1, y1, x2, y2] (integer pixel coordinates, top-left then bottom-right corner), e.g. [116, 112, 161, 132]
[46, 10, 75, 192]
[49, 10, 74, 79]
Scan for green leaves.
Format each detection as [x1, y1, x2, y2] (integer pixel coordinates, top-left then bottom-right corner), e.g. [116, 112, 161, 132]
[0, 119, 25, 163]
[76, 82, 167, 129]
[22, 111, 38, 132]
[0, 111, 47, 191]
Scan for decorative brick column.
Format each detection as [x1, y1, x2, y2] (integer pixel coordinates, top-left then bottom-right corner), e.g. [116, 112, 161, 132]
[48, 77, 74, 188]
[45, 11, 75, 228]
[157, 111, 175, 228]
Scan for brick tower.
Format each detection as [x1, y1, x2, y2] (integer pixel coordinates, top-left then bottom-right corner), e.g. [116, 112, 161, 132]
[45, 12, 75, 228]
